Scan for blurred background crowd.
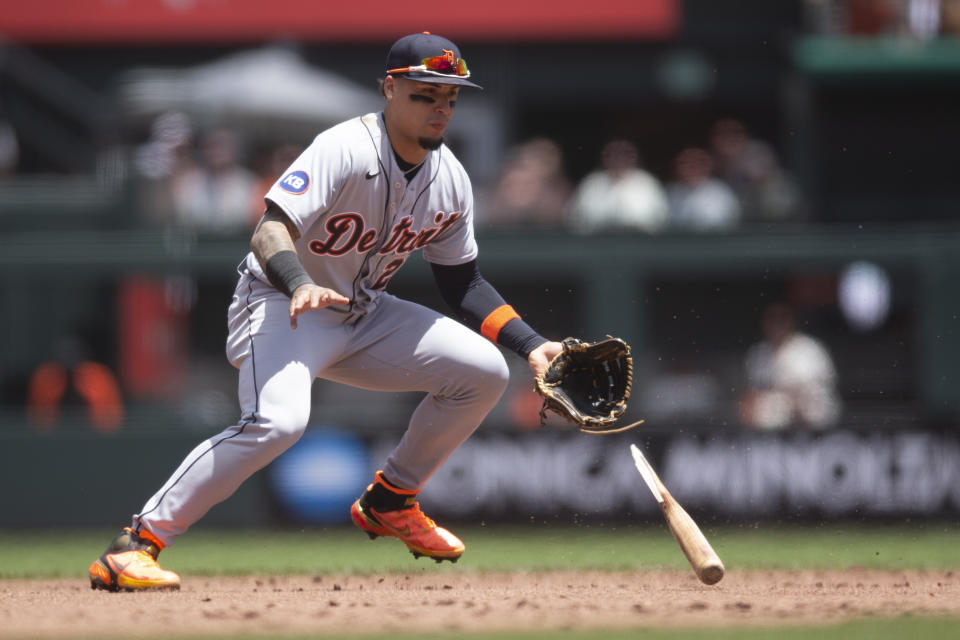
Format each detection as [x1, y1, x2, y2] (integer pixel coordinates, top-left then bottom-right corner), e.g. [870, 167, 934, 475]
[2, 0, 959, 525]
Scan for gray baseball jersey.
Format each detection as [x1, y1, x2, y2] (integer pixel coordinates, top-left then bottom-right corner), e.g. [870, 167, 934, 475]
[246, 112, 477, 319]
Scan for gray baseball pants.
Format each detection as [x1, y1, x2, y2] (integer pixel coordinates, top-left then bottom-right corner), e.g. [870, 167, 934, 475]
[133, 271, 509, 547]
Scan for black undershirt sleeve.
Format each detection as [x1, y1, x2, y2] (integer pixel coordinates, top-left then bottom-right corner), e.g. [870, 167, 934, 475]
[431, 260, 548, 359]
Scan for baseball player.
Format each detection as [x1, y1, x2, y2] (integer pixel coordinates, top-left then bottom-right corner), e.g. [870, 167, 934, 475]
[89, 32, 564, 591]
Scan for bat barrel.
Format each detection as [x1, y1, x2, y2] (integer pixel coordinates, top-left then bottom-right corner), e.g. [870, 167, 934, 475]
[698, 562, 725, 585]
[661, 494, 725, 586]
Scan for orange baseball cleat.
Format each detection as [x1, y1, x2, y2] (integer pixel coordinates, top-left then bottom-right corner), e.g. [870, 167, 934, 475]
[350, 471, 464, 562]
[88, 527, 181, 591]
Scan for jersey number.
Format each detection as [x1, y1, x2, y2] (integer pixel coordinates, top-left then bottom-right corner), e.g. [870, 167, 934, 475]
[372, 258, 405, 290]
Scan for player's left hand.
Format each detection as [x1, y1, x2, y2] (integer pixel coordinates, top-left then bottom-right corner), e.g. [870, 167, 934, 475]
[527, 341, 564, 378]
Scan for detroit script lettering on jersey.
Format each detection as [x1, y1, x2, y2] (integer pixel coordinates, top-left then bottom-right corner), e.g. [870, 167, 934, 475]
[308, 211, 463, 258]
[256, 114, 478, 313]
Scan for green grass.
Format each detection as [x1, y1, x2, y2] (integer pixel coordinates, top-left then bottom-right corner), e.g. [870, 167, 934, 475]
[23, 617, 960, 640]
[408, 620, 960, 640]
[1, 522, 959, 579]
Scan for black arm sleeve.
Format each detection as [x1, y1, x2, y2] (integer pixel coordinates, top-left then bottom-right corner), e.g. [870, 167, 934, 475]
[431, 260, 548, 359]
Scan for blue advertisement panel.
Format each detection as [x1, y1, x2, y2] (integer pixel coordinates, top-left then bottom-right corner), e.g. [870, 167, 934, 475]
[283, 429, 960, 524]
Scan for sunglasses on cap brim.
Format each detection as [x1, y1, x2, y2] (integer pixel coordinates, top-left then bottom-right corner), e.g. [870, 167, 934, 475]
[388, 53, 470, 78]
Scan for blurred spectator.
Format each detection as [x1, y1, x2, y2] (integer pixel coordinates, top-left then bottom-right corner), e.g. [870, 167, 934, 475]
[666, 147, 741, 231]
[170, 127, 258, 233]
[567, 138, 668, 234]
[482, 137, 571, 228]
[0, 118, 19, 178]
[27, 336, 125, 433]
[0, 98, 17, 177]
[846, 0, 902, 35]
[805, 0, 847, 34]
[943, 0, 960, 34]
[739, 302, 842, 431]
[906, 0, 942, 39]
[709, 119, 801, 223]
[808, 0, 956, 38]
[133, 111, 198, 228]
[249, 142, 304, 226]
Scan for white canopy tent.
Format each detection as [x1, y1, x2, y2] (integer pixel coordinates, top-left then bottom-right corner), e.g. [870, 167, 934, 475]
[118, 46, 383, 139]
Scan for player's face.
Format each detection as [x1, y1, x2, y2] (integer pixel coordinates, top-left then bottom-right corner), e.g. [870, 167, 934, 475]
[385, 77, 459, 153]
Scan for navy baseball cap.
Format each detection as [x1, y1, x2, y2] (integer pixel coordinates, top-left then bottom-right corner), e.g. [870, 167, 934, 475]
[385, 32, 482, 89]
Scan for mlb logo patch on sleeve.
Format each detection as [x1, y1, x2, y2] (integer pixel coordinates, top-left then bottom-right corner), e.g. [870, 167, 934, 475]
[279, 170, 310, 194]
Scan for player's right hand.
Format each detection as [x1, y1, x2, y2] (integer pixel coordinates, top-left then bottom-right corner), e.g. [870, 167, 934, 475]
[527, 340, 564, 378]
[288, 284, 351, 329]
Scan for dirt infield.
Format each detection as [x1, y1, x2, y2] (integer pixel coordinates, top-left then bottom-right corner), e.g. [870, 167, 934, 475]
[2, 569, 958, 637]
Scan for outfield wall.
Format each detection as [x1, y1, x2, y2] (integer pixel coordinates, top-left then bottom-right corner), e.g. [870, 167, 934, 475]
[3, 427, 958, 527]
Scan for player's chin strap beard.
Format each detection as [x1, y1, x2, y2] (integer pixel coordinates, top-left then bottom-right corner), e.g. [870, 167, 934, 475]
[418, 135, 444, 151]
